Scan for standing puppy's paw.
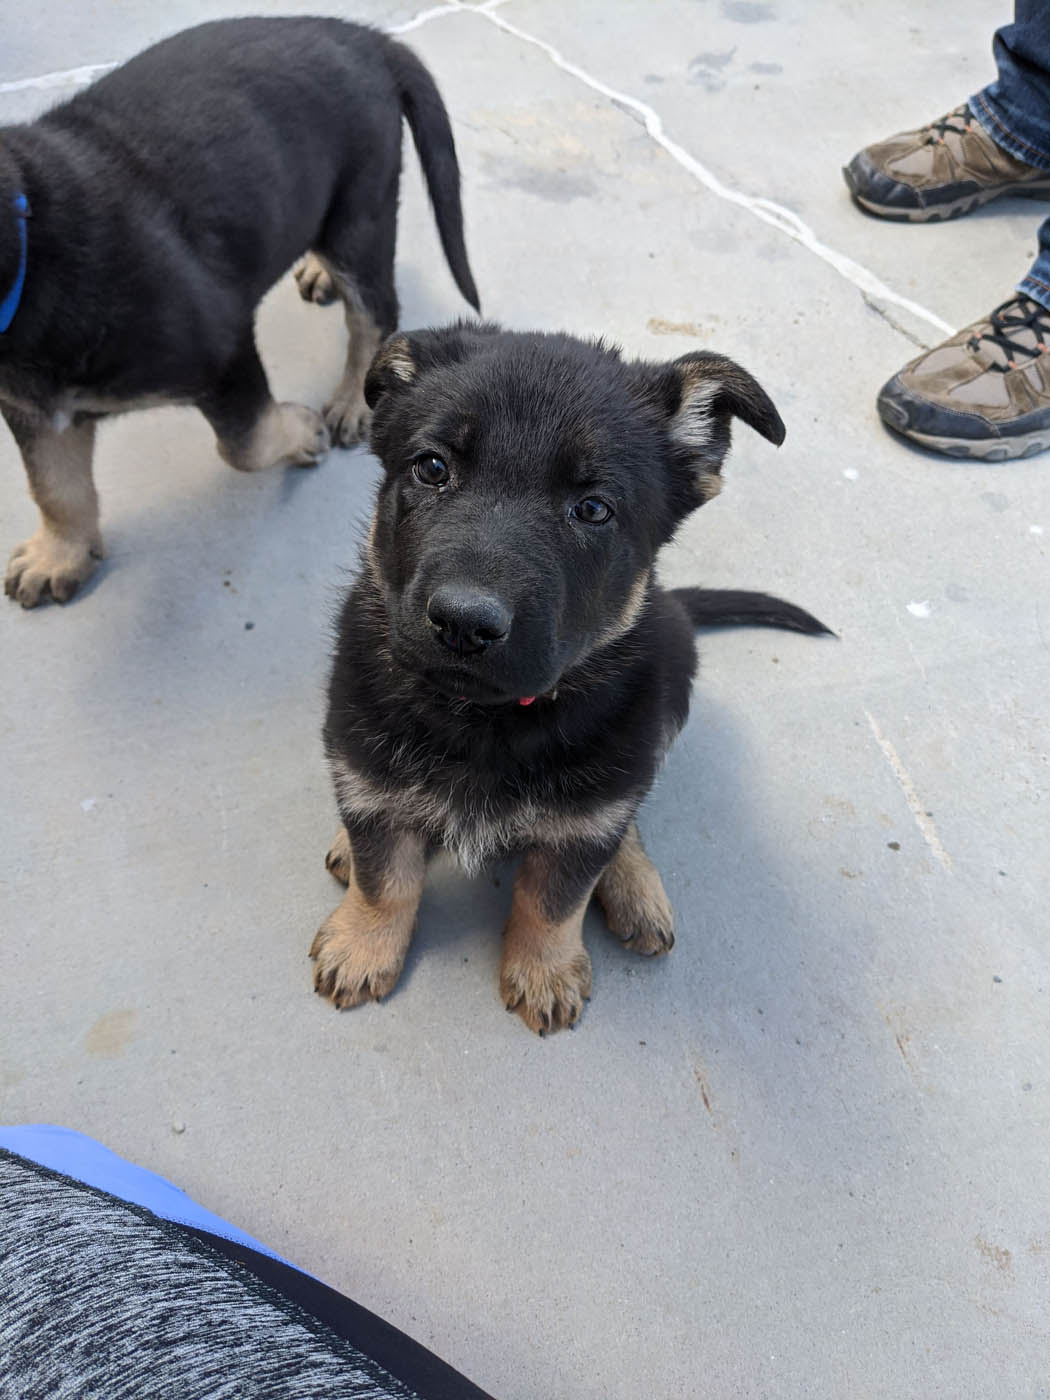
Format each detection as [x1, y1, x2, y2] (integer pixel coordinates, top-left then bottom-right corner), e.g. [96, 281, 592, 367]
[323, 394, 372, 449]
[310, 905, 407, 1009]
[5, 529, 103, 608]
[500, 948, 592, 1035]
[274, 403, 330, 468]
[294, 253, 336, 306]
[220, 402, 330, 472]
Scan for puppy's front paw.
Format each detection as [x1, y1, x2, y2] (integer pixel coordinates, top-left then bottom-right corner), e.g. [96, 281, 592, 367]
[5, 529, 102, 608]
[324, 828, 352, 885]
[311, 904, 407, 1010]
[294, 253, 336, 306]
[596, 826, 675, 956]
[323, 394, 372, 449]
[500, 948, 592, 1035]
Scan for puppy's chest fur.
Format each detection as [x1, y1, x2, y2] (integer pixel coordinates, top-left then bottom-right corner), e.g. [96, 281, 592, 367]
[330, 727, 645, 876]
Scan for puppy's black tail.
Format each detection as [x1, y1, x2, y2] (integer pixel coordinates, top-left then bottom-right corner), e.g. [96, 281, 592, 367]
[389, 42, 481, 312]
[671, 587, 834, 636]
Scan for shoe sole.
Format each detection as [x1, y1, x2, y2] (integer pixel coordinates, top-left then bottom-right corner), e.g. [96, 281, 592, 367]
[882, 422, 1050, 460]
[844, 172, 1050, 223]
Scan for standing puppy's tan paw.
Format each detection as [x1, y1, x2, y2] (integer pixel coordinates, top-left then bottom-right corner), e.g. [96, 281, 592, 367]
[310, 904, 408, 1010]
[294, 253, 336, 305]
[500, 948, 592, 1035]
[5, 529, 103, 608]
[325, 828, 352, 885]
[323, 393, 372, 449]
[596, 822, 675, 956]
[220, 402, 330, 472]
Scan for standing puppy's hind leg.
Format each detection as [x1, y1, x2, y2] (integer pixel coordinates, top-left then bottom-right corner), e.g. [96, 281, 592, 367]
[315, 199, 399, 449]
[4, 413, 103, 608]
[198, 329, 329, 472]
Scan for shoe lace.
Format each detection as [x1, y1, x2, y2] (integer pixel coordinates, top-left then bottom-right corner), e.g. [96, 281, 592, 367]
[924, 105, 974, 144]
[968, 294, 1050, 370]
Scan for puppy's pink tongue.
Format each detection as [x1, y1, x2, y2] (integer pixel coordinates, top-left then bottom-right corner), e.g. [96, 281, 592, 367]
[518, 696, 536, 706]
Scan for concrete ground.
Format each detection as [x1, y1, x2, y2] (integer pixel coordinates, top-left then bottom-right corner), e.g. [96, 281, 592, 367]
[3, 2, 1048, 1396]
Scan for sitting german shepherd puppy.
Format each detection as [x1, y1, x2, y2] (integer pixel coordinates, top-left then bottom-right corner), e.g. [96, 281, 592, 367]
[314, 324, 830, 1034]
[0, 17, 478, 608]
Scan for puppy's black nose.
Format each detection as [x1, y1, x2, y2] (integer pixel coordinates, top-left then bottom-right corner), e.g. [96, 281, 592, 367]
[427, 585, 511, 655]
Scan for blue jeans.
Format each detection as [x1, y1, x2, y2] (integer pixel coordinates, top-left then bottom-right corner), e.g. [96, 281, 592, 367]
[969, 0, 1050, 310]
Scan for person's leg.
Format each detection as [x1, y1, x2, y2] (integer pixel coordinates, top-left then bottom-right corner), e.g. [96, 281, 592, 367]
[844, 3, 1050, 221]
[970, 1, 1050, 171]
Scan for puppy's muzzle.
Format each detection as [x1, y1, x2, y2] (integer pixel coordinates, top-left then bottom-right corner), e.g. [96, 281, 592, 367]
[426, 584, 511, 656]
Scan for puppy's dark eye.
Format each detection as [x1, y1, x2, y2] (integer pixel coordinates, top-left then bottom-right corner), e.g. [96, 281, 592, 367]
[412, 454, 449, 487]
[572, 496, 613, 525]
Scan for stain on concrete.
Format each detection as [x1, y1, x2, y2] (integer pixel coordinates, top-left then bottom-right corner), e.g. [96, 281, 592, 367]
[982, 491, 1010, 512]
[975, 1235, 1013, 1274]
[688, 49, 736, 91]
[750, 60, 783, 74]
[647, 316, 707, 337]
[84, 1008, 138, 1058]
[483, 154, 598, 204]
[643, 73, 665, 85]
[723, 0, 776, 21]
[693, 49, 736, 70]
[693, 1065, 714, 1114]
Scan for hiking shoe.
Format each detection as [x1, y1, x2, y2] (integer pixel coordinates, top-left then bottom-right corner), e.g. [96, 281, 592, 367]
[877, 294, 1050, 459]
[844, 104, 1050, 221]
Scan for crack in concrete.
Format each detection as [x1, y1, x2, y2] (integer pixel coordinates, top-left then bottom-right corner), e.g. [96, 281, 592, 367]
[474, 5, 956, 343]
[864, 709, 953, 872]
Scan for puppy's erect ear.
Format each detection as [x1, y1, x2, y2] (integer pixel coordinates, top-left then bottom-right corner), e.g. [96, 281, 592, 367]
[641, 350, 785, 506]
[364, 321, 503, 410]
[364, 334, 419, 410]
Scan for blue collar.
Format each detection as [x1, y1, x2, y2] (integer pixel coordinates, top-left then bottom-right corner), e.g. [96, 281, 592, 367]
[0, 193, 30, 334]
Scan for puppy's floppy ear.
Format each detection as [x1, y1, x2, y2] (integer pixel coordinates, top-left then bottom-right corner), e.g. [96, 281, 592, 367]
[364, 321, 504, 410]
[641, 350, 785, 506]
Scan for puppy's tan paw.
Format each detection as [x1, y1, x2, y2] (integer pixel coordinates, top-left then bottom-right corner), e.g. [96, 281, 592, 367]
[323, 394, 372, 450]
[294, 253, 336, 306]
[273, 403, 330, 468]
[325, 828, 352, 885]
[221, 402, 329, 472]
[600, 887, 675, 956]
[500, 949, 592, 1035]
[596, 824, 675, 956]
[310, 906, 407, 1010]
[5, 529, 102, 608]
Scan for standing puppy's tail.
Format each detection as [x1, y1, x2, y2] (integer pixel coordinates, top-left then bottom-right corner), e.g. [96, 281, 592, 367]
[671, 587, 835, 636]
[388, 42, 481, 312]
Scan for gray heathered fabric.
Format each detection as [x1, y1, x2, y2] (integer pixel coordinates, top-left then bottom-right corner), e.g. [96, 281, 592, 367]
[0, 1151, 422, 1400]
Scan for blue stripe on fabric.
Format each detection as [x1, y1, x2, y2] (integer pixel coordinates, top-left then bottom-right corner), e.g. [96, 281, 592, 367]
[0, 1124, 304, 1271]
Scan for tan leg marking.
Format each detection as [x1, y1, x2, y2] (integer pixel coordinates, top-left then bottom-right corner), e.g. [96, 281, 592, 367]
[5, 418, 103, 608]
[500, 863, 594, 1035]
[294, 251, 337, 306]
[217, 400, 330, 472]
[311, 829, 425, 1009]
[323, 289, 384, 449]
[595, 820, 675, 956]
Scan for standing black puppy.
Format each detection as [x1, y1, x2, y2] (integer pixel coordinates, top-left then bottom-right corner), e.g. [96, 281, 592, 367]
[316, 324, 830, 1035]
[0, 18, 478, 607]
